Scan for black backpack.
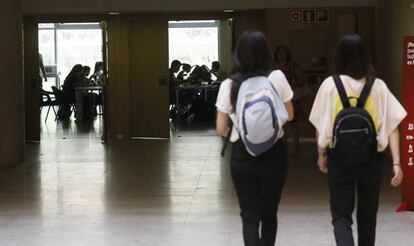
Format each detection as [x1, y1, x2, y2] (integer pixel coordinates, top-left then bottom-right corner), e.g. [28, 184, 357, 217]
[331, 75, 377, 169]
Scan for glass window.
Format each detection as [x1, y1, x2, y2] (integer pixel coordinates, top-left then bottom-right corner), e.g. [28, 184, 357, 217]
[39, 23, 103, 89]
[38, 29, 55, 66]
[39, 23, 54, 29]
[56, 29, 103, 81]
[168, 21, 218, 68]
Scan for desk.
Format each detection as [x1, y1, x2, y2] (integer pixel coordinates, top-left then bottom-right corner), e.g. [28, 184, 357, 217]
[75, 86, 103, 121]
[175, 84, 211, 125]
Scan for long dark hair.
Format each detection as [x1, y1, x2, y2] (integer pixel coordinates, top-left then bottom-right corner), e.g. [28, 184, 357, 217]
[334, 34, 376, 84]
[230, 30, 272, 108]
[64, 64, 83, 85]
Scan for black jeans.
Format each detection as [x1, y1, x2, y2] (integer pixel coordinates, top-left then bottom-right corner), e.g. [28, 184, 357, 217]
[328, 152, 383, 246]
[231, 139, 288, 246]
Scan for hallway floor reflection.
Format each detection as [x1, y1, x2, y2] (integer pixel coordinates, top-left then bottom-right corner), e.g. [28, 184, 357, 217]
[0, 124, 413, 245]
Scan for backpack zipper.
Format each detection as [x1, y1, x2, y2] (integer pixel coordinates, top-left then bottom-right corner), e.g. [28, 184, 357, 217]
[332, 114, 374, 148]
[339, 128, 369, 134]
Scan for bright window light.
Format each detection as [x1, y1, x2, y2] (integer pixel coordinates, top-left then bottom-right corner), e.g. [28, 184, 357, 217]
[168, 20, 219, 68]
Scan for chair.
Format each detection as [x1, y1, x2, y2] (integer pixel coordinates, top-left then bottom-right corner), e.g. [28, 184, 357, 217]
[40, 89, 58, 122]
[51, 86, 74, 121]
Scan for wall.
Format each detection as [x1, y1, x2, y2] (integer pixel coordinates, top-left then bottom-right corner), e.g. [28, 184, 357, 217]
[266, 7, 375, 138]
[26, 6, 377, 140]
[22, 0, 378, 14]
[105, 12, 266, 139]
[0, 0, 24, 165]
[106, 16, 131, 139]
[219, 20, 232, 76]
[376, 0, 414, 98]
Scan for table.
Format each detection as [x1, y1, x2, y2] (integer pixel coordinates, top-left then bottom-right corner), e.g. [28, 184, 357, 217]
[175, 84, 211, 125]
[75, 86, 103, 121]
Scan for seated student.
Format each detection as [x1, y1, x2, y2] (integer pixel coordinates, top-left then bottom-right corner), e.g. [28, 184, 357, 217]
[210, 61, 226, 82]
[81, 66, 92, 86]
[90, 62, 105, 110]
[189, 65, 212, 84]
[58, 64, 83, 120]
[169, 60, 182, 103]
[90, 61, 104, 85]
[177, 63, 192, 82]
[169, 60, 183, 118]
[62, 64, 83, 104]
[81, 65, 98, 119]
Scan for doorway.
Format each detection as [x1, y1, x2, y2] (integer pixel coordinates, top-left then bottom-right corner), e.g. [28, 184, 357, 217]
[35, 22, 108, 141]
[168, 19, 234, 136]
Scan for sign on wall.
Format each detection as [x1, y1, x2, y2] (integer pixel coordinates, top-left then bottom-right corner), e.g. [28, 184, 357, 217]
[289, 9, 329, 24]
[398, 36, 414, 212]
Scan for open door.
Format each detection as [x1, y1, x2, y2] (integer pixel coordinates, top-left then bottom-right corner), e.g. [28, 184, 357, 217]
[23, 18, 41, 142]
[129, 18, 170, 138]
[101, 21, 109, 142]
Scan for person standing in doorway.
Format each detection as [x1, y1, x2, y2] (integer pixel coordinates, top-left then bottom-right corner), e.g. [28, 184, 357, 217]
[216, 30, 294, 246]
[39, 53, 47, 88]
[309, 34, 406, 246]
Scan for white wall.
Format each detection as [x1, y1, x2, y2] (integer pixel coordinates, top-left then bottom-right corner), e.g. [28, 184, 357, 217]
[22, 0, 378, 14]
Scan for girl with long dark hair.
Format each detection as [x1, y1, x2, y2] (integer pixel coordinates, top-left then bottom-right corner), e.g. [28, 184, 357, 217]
[215, 30, 294, 246]
[309, 34, 406, 246]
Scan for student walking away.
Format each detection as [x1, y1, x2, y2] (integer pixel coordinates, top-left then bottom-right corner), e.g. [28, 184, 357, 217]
[309, 34, 406, 246]
[216, 30, 294, 246]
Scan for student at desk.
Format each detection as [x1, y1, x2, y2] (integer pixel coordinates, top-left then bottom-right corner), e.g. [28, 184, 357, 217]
[177, 63, 192, 82]
[62, 64, 83, 104]
[210, 61, 226, 82]
[58, 64, 83, 120]
[169, 60, 182, 118]
[81, 66, 92, 86]
[90, 61, 104, 85]
[81, 65, 98, 119]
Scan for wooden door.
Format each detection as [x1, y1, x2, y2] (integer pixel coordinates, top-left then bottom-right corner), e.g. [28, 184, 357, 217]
[23, 18, 40, 142]
[129, 18, 169, 138]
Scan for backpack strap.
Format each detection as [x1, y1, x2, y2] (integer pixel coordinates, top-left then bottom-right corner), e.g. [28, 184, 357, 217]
[333, 75, 351, 108]
[357, 79, 375, 108]
[229, 73, 250, 84]
[220, 73, 248, 158]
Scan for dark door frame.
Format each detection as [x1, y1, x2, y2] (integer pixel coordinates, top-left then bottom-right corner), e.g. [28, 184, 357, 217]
[23, 15, 110, 142]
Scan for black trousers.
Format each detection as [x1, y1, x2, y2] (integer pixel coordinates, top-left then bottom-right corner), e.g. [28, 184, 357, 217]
[328, 152, 383, 246]
[231, 139, 288, 246]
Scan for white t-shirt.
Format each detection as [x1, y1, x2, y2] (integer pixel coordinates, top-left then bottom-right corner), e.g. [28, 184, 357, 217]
[215, 70, 294, 142]
[309, 75, 407, 152]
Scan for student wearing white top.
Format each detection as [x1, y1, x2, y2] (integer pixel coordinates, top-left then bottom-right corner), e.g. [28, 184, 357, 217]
[309, 34, 406, 246]
[216, 30, 294, 246]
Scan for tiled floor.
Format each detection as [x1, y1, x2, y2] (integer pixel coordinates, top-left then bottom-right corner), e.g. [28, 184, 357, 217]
[0, 114, 413, 245]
